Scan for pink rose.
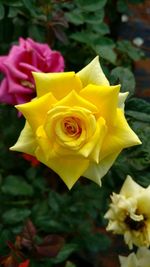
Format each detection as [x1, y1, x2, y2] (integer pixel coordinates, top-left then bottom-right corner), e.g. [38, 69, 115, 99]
[0, 38, 65, 105]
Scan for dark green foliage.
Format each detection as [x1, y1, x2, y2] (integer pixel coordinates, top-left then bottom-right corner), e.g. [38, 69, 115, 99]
[109, 97, 150, 189]
[2, 175, 34, 196]
[110, 67, 136, 95]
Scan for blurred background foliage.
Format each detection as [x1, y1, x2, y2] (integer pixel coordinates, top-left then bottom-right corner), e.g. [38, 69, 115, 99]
[0, 0, 150, 267]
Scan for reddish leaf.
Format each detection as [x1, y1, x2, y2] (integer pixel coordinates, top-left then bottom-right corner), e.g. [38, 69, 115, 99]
[52, 25, 68, 44]
[0, 255, 18, 267]
[22, 154, 40, 167]
[22, 220, 37, 240]
[35, 235, 64, 258]
[17, 220, 37, 252]
[19, 260, 30, 267]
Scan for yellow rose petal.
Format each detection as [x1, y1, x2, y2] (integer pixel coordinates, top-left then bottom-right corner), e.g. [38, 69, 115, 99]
[80, 84, 120, 124]
[44, 106, 95, 150]
[53, 90, 98, 114]
[77, 56, 109, 87]
[10, 121, 37, 155]
[54, 117, 86, 150]
[16, 92, 57, 132]
[89, 118, 107, 163]
[32, 72, 82, 99]
[36, 125, 53, 161]
[83, 150, 121, 186]
[118, 92, 129, 110]
[79, 117, 107, 163]
[36, 125, 70, 159]
[101, 109, 141, 160]
[35, 146, 89, 189]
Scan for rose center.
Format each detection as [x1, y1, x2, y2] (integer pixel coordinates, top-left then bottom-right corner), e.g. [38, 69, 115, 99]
[125, 214, 146, 231]
[63, 117, 82, 137]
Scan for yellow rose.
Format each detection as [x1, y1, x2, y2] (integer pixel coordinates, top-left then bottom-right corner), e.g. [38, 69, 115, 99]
[119, 247, 150, 267]
[105, 176, 150, 249]
[10, 57, 141, 189]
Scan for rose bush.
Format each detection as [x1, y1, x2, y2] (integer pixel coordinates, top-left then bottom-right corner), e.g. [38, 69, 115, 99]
[10, 57, 141, 189]
[0, 38, 64, 105]
[105, 176, 150, 248]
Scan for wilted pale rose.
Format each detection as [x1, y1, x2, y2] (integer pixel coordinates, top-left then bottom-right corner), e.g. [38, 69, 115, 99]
[10, 57, 141, 189]
[0, 38, 64, 105]
[105, 176, 150, 249]
[119, 247, 150, 267]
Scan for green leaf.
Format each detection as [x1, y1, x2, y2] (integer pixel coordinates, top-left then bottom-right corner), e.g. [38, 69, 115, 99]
[92, 37, 116, 63]
[91, 22, 110, 35]
[48, 191, 62, 212]
[22, 0, 37, 16]
[117, 40, 144, 61]
[53, 244, 78, 264]
[71, 31, 97, 45]
[76, 0, 107, 11]
[126, 110, 150, 123]
[94, 37, 115, 47]
[1, 0, 23, 7]
[2, 208, 31, 224]
[66, 9, 104, 25]
[110, 67, 135, 95]
[113, 97, 150, 184]
[65, 10, 84, 25]
[2, 175, 34, 196]
[83, 11, 104, 24]
[26, 166, 38, 180]
[28, 24, 45, 43]
[126, 98, 150, 114]
[85, 233, 111, 252]
[32, 200, 49, 219]
[129, 156, 150, 171]
[8, 6, 19, 18]
[0, 3, 4, 20]
[117, 0, 129, 13]
[93, 45, 117, 64]
[135, 173, 150, 188]
[0, 229, 12, 244]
